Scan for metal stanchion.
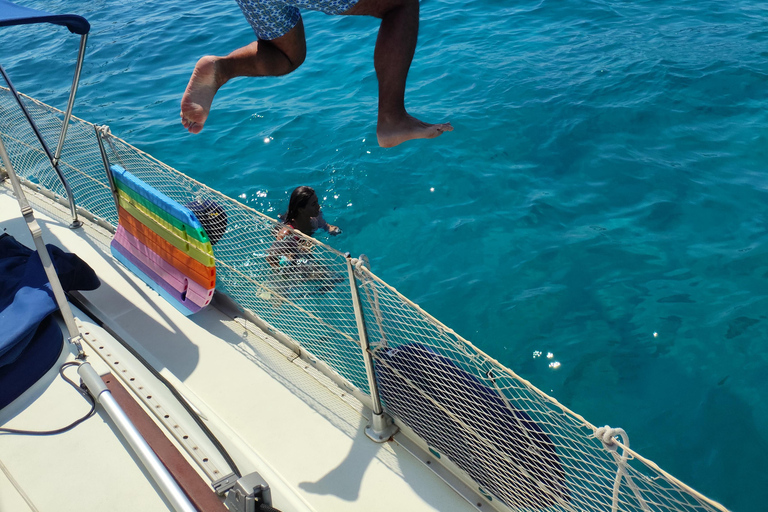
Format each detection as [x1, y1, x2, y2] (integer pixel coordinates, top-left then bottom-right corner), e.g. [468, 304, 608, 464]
[346, 255, 398, 442]
[52, 34, 88, 167]
[94, 124, 119, 211]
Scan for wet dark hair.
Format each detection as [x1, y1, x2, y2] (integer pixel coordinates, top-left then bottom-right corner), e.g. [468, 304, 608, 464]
[284, 186, 316, 223]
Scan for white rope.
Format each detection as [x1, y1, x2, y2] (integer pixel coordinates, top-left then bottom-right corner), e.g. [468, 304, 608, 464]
[595, 426, 651, 512]
[354, 255, 389, 351]
[0, 457, 40, 512]
[95, 124, 111, 138]
[97, 123, 131, 170]
[352, 254, 370, 271]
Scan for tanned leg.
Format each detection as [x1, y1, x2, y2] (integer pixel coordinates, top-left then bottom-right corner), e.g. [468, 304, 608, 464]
[343, 0, 452, 147]
[180, 20, 307, 134]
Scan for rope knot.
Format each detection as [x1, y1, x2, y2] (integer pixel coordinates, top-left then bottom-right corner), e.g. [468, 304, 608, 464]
[354, 254, 370, 270]
[595, 425, 624, 453]
[594, 426, 649, 512]
[96, 125, 112, 138]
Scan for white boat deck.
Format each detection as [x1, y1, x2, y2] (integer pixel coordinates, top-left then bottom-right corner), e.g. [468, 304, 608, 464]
[0, 183, 478, 512]
[0, 336, 177, 512]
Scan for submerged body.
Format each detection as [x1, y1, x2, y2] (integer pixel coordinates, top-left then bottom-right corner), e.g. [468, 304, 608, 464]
[267, 186, 339, 271]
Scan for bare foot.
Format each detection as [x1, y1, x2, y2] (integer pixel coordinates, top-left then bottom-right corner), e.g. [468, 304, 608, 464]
[180, 56, 223, 134]
[376, 114, 453, 148]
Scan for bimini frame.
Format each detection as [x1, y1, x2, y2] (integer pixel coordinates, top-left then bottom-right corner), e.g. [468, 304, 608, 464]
[0, 0, 90, 228]
[0, 3, 199, 511]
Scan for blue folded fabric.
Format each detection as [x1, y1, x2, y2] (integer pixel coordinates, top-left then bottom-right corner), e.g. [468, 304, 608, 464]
[0, 233, 100, 311]
[0, 316, 63, 411]
[375, 342, 568, 509]
[0, 287, 56, 365]
[0, 233, 99, 409]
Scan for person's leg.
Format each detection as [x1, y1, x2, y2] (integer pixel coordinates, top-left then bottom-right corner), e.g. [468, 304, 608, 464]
[180, 20, 307, 134]
[343, 0, 452, 147]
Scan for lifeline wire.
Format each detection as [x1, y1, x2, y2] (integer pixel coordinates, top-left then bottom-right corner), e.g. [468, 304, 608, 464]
[0, 87, 733, 512]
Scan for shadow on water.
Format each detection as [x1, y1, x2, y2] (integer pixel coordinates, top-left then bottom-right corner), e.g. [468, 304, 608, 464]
[673, 383, 768, 511]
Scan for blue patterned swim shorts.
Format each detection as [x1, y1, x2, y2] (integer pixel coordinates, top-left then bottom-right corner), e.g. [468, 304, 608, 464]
[234, 0, 360, 41]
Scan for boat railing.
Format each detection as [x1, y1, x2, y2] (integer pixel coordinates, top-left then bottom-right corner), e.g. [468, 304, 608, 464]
[0, 85, 731, 512]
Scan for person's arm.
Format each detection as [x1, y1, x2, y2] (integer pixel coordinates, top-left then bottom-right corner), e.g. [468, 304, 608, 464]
[314, 211, 341, 235]
[326, 223, 341, 235]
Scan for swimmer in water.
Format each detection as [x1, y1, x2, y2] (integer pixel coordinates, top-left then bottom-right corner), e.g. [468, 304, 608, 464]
[279, 186, 340, 236]
[267, 186, 339, 270]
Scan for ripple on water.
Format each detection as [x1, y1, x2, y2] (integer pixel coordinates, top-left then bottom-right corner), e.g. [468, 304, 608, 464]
[3, 0, 768, 509]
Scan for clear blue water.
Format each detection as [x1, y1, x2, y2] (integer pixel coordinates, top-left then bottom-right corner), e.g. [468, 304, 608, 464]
[3, 0, 767, 509]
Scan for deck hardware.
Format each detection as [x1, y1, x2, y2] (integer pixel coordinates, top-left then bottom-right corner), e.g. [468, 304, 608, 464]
[223, 472, 272, 512]
[346, 255, 399, 443]
[212, 472, 239, 495]
[77, 362, 198, 512]
[68, 334, 86, 359]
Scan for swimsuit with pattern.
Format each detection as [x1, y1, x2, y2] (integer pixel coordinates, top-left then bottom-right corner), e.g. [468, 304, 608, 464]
[234, 0, 361, 40]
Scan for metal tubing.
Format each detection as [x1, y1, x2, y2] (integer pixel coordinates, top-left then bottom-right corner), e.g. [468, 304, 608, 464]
[77, 363, 198, 512]
[0, 132, 84, 355]
[53, 33, 88, 166]
[346, 256, 398, 442]
[94, 124, 119, 210]
[357, 258, 388, 349]
[0, 64, 80, 227]
[346, 256, 383, 413]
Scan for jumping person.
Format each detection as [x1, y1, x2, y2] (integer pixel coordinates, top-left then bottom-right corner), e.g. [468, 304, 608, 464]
[180, 0, 453, 148]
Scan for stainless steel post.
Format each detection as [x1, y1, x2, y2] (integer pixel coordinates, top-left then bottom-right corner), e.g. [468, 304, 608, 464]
[78, 363, 198, 512]
[0, 132, 84, 357]
[0, 64, 81, 228]
[94, 124, 119, 210]
[53, 33, 88, 167]
[346, 256, 398, 442]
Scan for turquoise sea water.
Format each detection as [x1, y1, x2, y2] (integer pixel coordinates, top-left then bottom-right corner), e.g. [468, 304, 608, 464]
[3, 0, 767, 509]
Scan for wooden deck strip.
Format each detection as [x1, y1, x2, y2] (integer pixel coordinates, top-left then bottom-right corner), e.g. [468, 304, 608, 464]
[100, 373, 228, 512]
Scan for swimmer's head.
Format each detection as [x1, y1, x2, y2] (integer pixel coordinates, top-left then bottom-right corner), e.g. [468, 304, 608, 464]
[286, 186, 320, 222]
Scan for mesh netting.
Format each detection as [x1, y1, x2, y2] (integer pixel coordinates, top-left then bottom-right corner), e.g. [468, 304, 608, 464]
[355, 267, 729, 512]
[0, 86, 368, 393]
[0, 86, 729, 512]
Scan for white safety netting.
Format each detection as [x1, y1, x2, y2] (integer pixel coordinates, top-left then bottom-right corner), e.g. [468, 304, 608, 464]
[0, 86, 730, 512]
